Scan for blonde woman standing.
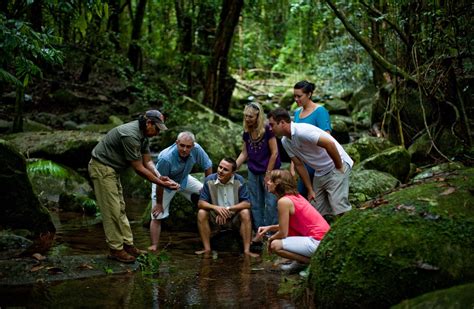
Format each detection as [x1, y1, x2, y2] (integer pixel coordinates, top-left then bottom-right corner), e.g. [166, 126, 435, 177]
[236, 102, 281, 240]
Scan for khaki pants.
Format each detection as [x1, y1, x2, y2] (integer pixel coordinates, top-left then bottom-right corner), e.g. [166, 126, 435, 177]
[88, 159, 133, 250]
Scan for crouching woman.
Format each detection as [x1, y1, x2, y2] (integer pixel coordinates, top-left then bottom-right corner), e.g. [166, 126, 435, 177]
[257, 169, 330, 270]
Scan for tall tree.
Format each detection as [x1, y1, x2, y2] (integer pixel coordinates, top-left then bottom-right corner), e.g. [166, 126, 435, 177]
[202, 0, 243, 116]
[128, 0, 148, 71]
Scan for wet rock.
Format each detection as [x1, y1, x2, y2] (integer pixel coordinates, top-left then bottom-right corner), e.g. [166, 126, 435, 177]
[309, 167, 474, 308]
[0, 255, 139, 286]
[0, 234, 33, 259]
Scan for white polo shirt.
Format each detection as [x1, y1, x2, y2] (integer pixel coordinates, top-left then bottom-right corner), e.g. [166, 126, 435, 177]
[282, 122, 353, 176]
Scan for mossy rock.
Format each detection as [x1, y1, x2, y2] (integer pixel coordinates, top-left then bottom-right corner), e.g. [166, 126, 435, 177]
[350, 135, 395, 162]
[80, 115, 124, 133]
[349, 169, 400, 200]
[331, 116, 350, 145]
[348, 84, 377, 111]
[4, 131, 103, 169]
[343, 144, 360, 165]
[0, 140, 56, 240]
[392, 282, 474, 309]
[357, 146, 411, 182]
[309, 167, 474, 308]
[413, 162, 465, 181]
[324, 98, 349, 115]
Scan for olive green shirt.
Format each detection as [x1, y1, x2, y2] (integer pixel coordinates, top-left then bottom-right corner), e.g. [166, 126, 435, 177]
[91, 120, 150, 170]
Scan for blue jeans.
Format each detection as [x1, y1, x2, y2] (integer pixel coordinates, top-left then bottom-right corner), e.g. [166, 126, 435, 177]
[297, 163, 315, 198]
[247, 170, 278, 232]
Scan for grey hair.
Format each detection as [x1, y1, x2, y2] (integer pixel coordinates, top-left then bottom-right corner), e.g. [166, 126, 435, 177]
[177, 131, 196, 142]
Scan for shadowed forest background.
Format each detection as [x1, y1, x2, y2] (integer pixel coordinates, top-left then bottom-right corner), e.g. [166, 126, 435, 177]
[0, 1, 473, 308]
[1, 0, 472, 160]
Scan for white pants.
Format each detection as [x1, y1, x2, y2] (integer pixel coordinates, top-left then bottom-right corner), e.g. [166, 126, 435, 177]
[151, 175, 203, 219]
[281, 236, 320, 257]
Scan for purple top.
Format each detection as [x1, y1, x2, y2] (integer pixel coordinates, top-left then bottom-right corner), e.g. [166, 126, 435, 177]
[243, 124, 281, 174]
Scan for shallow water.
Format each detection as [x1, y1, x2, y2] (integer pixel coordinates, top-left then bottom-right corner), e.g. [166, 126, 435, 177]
[0, 198, 301, 308]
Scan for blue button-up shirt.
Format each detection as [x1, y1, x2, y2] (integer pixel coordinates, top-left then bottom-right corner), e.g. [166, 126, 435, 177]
[156, 142, 212, 190]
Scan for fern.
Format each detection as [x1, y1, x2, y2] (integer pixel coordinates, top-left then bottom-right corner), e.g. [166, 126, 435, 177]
[27, 160, 69, 179]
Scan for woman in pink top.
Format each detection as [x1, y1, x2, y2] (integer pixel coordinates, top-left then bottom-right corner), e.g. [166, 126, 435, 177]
[257, 169, 330, 267]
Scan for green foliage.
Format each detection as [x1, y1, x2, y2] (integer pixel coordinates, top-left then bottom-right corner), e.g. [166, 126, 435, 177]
[136, 251, 171, 275]
[27, 160, 69, 179]
[0, 13, 63, 88]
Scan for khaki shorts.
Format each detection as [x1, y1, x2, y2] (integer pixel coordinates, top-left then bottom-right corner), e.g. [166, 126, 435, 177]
[312, 162, 352, 216]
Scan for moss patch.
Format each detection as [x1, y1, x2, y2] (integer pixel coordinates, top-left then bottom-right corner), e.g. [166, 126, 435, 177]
[309, 167, 474, 308]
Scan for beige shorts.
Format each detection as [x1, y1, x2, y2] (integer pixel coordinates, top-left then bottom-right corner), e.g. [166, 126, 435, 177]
[312, 162, 352, 216]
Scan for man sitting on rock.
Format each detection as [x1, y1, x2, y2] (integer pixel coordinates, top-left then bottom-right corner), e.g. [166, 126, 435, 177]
[149, 131, 212, 252]
[195, 157, 259, 257]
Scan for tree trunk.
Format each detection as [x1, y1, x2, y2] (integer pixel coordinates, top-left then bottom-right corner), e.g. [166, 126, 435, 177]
[174, 0, 194, 96]
[202, 0, 243, 116]
[28, 0, 43, 32]
[128, 0, 147, 71]
[12, 87, 25, 133]
[108, 0, 122, 51]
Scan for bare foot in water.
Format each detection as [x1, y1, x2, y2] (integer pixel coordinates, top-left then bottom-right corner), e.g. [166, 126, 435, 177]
[245, 251, 260, 258]
[148, 245, 158, 252]
[195, 249, 211, 255]
[195, 249, 215, 259]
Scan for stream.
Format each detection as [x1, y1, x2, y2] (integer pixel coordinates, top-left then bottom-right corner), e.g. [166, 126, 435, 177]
[0, 198, 302, 308]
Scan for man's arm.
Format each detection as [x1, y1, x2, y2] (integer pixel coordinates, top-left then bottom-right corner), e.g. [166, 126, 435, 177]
[291, 156, 316, 201]
[317, 136, 344, 172]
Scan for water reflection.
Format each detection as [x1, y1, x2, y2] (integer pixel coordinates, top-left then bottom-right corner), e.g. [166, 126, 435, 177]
[0, 198, 299, 308]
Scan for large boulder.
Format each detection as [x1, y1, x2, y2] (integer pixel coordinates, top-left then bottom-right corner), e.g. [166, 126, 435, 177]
[349, 169, 400, 203]
[309, 167, 474, 308]
[392, 282, 474, 308]
[0, 140, 55, 248]
[4, 131, 103, 169]
[345, 135, 396, 164]
[357, 146, 411, 182]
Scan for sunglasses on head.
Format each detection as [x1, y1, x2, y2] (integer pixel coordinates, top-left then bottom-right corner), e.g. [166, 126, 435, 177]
[246, 102, 260, 111]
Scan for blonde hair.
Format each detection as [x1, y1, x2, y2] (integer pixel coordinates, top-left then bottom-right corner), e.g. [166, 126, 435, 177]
[269, 169, 298, 198]
[243, 102, 265, 139]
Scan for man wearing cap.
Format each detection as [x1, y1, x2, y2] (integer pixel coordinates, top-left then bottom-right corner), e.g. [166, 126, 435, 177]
[149, 131, 213, 252]
[88, 110, 180, 263]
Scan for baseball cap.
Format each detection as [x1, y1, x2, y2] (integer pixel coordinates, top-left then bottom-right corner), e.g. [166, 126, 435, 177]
[145, 110, 168, 130]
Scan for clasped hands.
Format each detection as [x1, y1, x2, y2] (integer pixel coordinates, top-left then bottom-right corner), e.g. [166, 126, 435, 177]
[214, 206, 233, 225]
[158, 175, 180, 190]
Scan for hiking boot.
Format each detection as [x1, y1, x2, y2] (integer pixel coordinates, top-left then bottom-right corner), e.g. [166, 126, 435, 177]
[108, 249, 136, 263]
[280, 261, 307, 273]
[124, 244, 146, 257]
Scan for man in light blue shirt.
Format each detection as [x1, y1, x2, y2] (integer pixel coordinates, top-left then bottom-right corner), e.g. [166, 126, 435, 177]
[149, 131, 212, 251]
